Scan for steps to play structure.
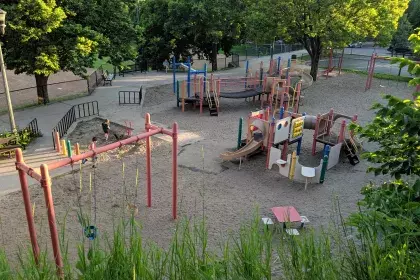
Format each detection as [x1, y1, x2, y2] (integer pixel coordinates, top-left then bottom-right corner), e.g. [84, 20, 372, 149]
[173, 55, 313, 116]
[220, 105, 360, 189]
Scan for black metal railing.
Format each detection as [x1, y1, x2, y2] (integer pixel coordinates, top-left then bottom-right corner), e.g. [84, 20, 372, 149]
[23, 118, 41, 137]
[119, 62, 148, 77]
[87, 66, 104, 94]
[119, 87, 143, 105]
[52, 101, 99, 148]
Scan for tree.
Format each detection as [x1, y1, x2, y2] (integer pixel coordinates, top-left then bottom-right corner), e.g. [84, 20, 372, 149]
[139, 0, 244, 71]
[186, 0, 244, 70]
[407, 0, 420, 28]
[3, 0, 101, 104]
[246, 0, 408, 80]
[390, 15, 413, 51]
[61, 0, 139, 69]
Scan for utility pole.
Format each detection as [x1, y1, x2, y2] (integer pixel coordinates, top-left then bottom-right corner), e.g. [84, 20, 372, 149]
[0, 9, 16, 133]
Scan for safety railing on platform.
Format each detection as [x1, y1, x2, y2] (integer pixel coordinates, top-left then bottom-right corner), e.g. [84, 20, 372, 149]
[119, 87, 143, 105]
[52, 101, 99, 149]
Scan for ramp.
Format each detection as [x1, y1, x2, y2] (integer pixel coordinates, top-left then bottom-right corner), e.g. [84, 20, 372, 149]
[220, 140, 263, 161]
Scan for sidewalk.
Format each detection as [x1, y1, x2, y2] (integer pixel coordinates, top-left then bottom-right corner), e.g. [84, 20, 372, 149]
[0, 49, 308, 194]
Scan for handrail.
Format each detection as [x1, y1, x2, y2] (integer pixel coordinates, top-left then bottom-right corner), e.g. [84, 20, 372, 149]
[51, 101, 99, 149]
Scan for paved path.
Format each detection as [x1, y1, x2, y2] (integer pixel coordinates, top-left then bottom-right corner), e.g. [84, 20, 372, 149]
[0, 50, 307, 194]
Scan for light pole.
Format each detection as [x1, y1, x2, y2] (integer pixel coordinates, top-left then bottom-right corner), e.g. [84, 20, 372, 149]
[0, 8, 16, 134]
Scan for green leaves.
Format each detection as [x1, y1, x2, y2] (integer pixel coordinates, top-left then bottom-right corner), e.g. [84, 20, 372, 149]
[357, 94, 420, 179]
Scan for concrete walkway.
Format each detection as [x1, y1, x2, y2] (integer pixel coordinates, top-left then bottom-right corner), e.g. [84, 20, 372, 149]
[0, 50, 307, 194]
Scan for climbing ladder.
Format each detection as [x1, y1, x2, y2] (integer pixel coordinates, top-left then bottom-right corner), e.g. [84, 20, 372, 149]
[343, 130, 361, 165]
[206, 80, 219, 116]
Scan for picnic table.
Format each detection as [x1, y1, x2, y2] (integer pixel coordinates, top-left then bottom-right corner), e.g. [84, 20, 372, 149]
[271, 206, 302, 223]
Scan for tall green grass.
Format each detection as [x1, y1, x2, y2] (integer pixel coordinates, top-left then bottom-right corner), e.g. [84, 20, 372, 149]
[1, 210, 419, 279]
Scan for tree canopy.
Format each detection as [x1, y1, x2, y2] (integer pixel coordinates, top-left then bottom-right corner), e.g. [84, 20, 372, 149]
[390, 15, 413, 52]
[4, 0, 101, 104]
[245, 0, 409, 80]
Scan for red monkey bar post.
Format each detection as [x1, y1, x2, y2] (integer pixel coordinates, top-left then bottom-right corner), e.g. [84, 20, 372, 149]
[16, 149, 40, 265]
[172, 122, 178, 219]
[145, 113, 152, 207]
[40, 164, 63, 278]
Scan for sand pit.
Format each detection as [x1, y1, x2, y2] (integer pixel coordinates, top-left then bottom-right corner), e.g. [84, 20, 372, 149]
[0, 73, 414, 263]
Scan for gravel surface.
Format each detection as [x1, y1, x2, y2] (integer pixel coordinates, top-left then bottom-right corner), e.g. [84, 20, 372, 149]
[0, 73, 414, 262]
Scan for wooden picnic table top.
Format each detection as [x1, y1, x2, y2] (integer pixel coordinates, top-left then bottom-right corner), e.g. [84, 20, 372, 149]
[271, 206, 301, 223]
[0, 136, 17, 145]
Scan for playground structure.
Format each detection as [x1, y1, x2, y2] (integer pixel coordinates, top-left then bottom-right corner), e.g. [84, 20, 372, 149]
[15, 113, 178, 277]
[365, 53, 418, 94]
[174, 56, 313, 116]
[319, 48, 344, 78]
[220, 107, 359, 188]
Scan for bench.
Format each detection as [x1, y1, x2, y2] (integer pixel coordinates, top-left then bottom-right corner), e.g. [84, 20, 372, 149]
[0, 136, 20, 158]
[0, 145, 20, 158]
[102, 71, 114, 86]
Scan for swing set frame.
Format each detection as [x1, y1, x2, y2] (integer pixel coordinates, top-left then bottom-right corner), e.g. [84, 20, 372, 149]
[15, 113, 178, 278]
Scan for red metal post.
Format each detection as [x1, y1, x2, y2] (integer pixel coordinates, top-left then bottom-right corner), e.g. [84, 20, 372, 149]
[145, 113, 152, 207]
[338, 49, 344, 75]
[199, 77, 203, 114]
[327, 48, 333, 78]
[326, 109, 334, 135]
[415, 84, 420, 100]
[338, 120, 346, 143]
[350, 114, 358, 138]
[15, 149, 40, 265]
[293, 82, 301, 113]
[40, 164, 63, 278]
[172, 122, 178, 219]
[312, 114, 321, 155]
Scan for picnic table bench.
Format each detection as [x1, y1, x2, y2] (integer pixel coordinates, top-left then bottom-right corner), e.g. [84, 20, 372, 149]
[0, 136, 20, 158]
[102, 71, 114, 86]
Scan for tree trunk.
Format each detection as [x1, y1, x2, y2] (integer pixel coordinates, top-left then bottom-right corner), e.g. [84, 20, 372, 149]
[211, 43, 218, 71]
[310, 52, 320, 81]
[35, 74, 49, 104]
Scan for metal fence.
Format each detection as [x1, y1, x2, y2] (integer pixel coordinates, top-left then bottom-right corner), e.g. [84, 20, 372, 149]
[315, 51, 413, 78]
[119, 87, 143, 105]
[52, 101, 99, 148]
[119, 62, 148, 77]
[23, 118, 41, 137]
[235, 43, 304, 61]
[0, 79, 88, 112]
[87, 66, 104, 94]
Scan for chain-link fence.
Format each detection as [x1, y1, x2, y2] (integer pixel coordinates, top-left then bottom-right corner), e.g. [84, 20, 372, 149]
[312, 50, 413, 78]
[0, 79, 88, 113]
[232, 43, 304, 62]
[0, 66, 107, 113]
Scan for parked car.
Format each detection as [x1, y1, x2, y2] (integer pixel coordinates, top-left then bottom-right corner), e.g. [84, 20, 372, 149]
[348, 42, 362, 48]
